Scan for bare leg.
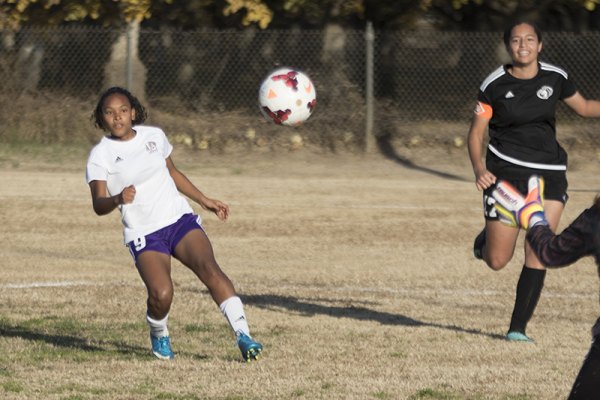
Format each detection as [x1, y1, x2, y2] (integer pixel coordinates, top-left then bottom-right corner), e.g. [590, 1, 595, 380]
[174, 228, 263, 361]
[135, 251, 175, 359]
[136, 251, 173, 319]
[173, 228, 235, 305]
[482, 219, 520, 271]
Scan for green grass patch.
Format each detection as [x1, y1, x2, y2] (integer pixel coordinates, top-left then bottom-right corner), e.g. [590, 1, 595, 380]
[372, 391, 392, 399]
[408, 388, 459, 399]
[2, 380, 24, 393]
[155, 393, 202, 400]
[0, 316, 149, 363]
[183, 322, 216, 333]
[291, 388, 306, 397]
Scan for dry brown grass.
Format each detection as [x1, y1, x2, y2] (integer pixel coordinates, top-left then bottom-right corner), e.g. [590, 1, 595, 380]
[0, 144, 599, 400]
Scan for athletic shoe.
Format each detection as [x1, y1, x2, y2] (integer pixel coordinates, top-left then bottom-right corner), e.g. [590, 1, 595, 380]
[473, 229, 486, 260]
[151, 335, 174, 359]
[236, 332, 262, 362]
[506, 331, 533, 342]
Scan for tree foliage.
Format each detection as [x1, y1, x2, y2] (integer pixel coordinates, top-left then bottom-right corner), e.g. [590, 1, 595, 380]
[1, 0, 599, 30]
[0, 0, 158, 29]
[0, 0, 272, 29]
[423, 0, 600, 31]
[223, 0, 273, 28]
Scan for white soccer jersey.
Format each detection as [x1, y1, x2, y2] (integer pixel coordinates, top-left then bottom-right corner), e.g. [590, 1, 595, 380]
[86, 125, 195, 244]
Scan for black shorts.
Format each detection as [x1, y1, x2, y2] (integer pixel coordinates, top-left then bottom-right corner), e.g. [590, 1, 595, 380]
[482, 173, 568, 221]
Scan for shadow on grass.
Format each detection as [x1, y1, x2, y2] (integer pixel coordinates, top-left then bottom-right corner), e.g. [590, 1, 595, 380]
[0, 321, 146, 355]
[377, 134, 468, 182]
[377, 134, 600, 192]
[0, 320, 207, 360]
[243, 293, 506, 340]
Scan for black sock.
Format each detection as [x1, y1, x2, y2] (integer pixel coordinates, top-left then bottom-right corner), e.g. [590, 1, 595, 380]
[508, 265, 546, 334]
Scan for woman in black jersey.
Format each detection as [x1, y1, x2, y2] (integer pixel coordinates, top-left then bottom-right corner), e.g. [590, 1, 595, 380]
[467, 20, 600, 341]
[492, 179, 600, 399]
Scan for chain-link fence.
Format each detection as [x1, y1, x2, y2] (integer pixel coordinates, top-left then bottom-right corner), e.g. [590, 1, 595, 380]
[2, 25, 600, 152]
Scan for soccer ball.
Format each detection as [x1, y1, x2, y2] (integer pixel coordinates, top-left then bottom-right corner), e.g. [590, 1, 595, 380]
[258, 67, 317, 126]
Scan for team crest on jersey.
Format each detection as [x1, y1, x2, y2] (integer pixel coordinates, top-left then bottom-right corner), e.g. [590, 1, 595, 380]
[145, 142, 158, 153]
[537, 86, 554, 100]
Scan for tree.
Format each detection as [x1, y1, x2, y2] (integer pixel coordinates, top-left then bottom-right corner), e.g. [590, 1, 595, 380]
[0, 0, 158, 96]
[0, 0, 156, 30]
[0, 0, 275, 30]
[423, 0, 600, 31]
[222, 0, 273, 28]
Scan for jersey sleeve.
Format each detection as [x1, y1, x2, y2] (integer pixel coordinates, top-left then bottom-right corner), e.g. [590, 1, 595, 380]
[526, 207, 597, 267]
[85, 145, 108, 183]
[560, 74, 577, 100]
[472, 88, 493, 120]
[477, 89, 491, 105]
[474, 99, 493, 119]
[160, 129, 173, 158]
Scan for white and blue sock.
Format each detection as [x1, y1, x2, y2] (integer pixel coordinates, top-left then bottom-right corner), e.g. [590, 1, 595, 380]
[219, 296, 250, 337]
[146, 313, 169, 338]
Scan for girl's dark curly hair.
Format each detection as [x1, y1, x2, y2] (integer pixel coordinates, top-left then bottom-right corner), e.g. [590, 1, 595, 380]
[91, 86, 148, 131]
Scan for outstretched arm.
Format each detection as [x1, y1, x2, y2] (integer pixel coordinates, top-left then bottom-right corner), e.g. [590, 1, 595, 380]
[564, 91, 600, 118]
[166, 157, 229, 221]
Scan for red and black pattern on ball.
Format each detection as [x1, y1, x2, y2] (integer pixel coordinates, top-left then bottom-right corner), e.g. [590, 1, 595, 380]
[271, 71, 299, 91]
[307, 98, 317, 112]
[263, 107, 291, 124]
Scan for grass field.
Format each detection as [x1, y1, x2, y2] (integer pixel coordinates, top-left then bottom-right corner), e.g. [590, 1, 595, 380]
[1, 144, 599, 399]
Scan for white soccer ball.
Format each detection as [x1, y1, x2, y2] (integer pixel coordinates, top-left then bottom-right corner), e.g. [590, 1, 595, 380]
[258, 67, 317, 126]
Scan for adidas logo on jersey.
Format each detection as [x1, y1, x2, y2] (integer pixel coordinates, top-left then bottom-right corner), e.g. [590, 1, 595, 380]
[115, 156, 124, 163]
[505, 91, 515, 99]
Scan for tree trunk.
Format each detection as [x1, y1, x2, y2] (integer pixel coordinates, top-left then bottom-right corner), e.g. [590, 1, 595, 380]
[13, 31, 43, 92]
[320, 23, 365, 150]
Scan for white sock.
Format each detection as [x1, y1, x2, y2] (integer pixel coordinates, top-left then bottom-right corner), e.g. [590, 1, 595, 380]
[146, 313, 169, 338]
[219, 296, 250, 337]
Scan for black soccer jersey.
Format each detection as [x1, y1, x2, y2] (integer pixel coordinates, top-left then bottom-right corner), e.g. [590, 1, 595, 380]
[478, 62, 577, 173]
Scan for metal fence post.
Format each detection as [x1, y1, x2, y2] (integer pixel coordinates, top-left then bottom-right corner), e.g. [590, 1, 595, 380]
[126, 22, 133, 91]
[365, 21, 375, 153]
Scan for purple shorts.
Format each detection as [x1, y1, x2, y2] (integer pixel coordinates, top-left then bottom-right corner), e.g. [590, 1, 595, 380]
[126, 213, 203, 261]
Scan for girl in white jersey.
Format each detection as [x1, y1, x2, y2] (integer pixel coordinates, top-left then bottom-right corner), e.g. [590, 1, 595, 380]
[468, 21, 600, 342]
[86, 87, 262, 361]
